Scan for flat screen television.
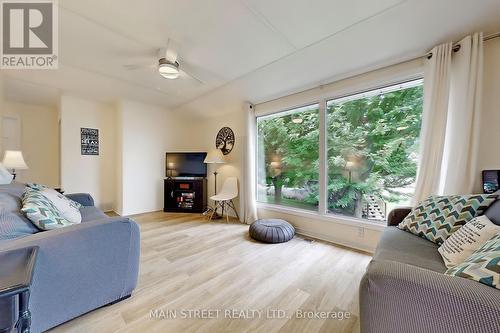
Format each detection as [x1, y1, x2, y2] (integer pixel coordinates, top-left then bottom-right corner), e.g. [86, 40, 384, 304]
[166, 152, 207, 178]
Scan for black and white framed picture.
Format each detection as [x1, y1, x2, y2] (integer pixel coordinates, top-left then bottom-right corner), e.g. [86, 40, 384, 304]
[216, 127, 235, 155]
[81, 128, 99, 155]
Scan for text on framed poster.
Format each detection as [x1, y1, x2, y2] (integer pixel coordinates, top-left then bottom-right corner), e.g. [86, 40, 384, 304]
[81, 128, 99, 155]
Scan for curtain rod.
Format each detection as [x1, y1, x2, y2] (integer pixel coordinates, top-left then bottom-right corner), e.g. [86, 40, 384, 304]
[426, 32, 500, 59]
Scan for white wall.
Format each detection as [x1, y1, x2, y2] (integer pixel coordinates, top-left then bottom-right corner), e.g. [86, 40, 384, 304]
[59, 96, 193, 216]
[4, 102, 59, 186]
[116, 100, 193, 216]
[59, 95, 116, 211]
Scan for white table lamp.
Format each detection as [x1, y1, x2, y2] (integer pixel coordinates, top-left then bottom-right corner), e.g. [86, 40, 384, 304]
[3, 150, 29, 179]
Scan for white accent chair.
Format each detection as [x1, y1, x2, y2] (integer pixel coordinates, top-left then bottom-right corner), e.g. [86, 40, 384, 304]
[209, 177, 239, 222]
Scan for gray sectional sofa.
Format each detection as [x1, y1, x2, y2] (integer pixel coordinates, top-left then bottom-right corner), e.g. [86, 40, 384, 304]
[0, 183, 140, 333]
[360, 200, 500, 333]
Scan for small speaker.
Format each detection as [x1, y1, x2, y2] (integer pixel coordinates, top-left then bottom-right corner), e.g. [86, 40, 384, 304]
[482, 170, 500, 194]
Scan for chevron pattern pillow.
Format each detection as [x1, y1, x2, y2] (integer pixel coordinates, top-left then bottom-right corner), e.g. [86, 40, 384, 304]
[399, 194, 498, 244]
[446, 233, 500, 289]
[21, 189, 74, 230]
[26, 183, 49, 191]
[398, 196, 456, 243]
[446, 194, 498, 234]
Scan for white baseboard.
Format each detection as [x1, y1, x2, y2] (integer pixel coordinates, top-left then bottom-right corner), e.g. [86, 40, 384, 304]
[295, 227, 375, 254]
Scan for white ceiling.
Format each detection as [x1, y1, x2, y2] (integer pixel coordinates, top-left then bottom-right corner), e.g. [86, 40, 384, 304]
[2, 0, 500, 116]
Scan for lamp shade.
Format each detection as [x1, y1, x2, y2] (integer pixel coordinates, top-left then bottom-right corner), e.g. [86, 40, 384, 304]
[345, 161, 357, 170]
[204, 149, 225, 164]
[2, 150, 29, 170]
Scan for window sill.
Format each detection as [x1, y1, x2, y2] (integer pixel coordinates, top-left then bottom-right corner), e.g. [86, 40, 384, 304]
[256, 202, 387, 232]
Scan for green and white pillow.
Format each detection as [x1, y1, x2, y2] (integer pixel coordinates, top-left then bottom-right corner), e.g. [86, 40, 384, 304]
[39, 188, 82, 223]
[21, 189, 74, 230]
[398, 196, 456, 244]
[445, 194, 498, 234]
[445, 233, 500, 289]
[438, 215, 500, 268]
[25, 183, 82, 223]
[26, 183, 49, 191]
[398, 194, 497, 244]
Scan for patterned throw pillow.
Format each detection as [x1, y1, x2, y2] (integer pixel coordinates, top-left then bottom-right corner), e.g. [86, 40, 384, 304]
[21, 189, 74, 230]
[398, 196, 456, 243]
[399, 194, 498, 244]
[438, 215, 500, 268]
[26, 183, 49, 191]
[446, 194, 498, 234]
[446, 233, 500, 289]
[40, 188, 82, 223]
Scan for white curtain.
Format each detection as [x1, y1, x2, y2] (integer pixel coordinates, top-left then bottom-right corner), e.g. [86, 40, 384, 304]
[241, 102, 258, 224]
[413, 42, 453, 203]
[413, 32, 484, 203]
[439, 33, 484, 195]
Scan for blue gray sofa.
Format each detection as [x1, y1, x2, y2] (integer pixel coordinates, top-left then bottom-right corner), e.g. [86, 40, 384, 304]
[360, 200, 500, 333]
[0, 183, 140, 332]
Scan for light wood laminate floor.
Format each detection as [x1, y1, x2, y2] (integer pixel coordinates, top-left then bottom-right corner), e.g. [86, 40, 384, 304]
[50, 212, 372, 333]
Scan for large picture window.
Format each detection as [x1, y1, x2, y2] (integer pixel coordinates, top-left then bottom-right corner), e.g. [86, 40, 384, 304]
[256, 79, 423, 223]
[327, 80, 423, 223]
[257, 104, 319, 210]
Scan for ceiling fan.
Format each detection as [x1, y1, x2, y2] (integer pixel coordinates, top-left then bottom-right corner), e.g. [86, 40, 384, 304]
[124, 39, 204, 83]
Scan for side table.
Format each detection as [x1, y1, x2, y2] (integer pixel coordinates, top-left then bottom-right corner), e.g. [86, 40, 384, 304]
[0, 247, 39, 333]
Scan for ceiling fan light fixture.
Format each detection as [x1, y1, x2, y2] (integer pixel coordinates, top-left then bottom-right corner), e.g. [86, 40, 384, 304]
[158, 60, 179, 79]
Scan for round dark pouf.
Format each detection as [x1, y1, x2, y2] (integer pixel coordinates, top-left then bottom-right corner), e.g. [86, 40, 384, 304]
[249, 219, 295, 243]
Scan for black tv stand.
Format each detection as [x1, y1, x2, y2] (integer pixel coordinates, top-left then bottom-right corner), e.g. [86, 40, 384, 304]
[164, 177, 207, 213]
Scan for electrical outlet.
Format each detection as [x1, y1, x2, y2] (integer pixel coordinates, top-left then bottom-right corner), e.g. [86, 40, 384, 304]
[358, 227, 364, 238]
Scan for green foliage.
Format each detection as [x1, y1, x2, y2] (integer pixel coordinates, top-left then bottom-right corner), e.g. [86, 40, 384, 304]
[326, 86, 423, 215]
[257, 85, 423, 217]
[257, 108, 320, 197]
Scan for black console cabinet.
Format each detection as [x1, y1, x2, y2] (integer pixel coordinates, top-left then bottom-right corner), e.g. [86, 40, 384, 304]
[164, 178, 207, 213]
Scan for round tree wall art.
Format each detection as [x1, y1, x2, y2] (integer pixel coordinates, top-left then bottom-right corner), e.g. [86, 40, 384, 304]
[216, 127, 235, 155]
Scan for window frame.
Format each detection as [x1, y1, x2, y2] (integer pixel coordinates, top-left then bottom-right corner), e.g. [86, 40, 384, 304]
[255, 76, 424, 229]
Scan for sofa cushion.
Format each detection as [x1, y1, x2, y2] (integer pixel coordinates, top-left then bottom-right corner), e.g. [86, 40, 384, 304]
[21, 189, 74, 230]
[446, 233, 500, 289]
[484, 199, 500, 225]
[0, 182, 27, 199]
[374, 227, 447, 273]
[0, 164, 14, 185]
[80, 206, 108, 222]
[0, 192, 39, 241]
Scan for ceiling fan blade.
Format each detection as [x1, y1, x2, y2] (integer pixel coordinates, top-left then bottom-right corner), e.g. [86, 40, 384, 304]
[180, 68, 204, 84]
[164, 38, 178, 63]
[123, 63, 156, 70]
[165, 48, 177, 63]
